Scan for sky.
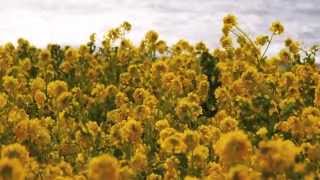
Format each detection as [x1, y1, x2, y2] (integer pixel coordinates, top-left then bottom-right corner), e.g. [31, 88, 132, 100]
[0, 0, 319, 57]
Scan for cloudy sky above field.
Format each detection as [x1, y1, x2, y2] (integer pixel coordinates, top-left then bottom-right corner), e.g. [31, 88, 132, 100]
[0, 0, 319, 56]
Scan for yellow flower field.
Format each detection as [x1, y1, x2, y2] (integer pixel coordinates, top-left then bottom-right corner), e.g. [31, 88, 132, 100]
[0, 14, 319, 179]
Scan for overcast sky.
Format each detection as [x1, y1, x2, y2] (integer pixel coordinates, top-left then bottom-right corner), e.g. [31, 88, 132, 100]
[0, 0, 319, 56]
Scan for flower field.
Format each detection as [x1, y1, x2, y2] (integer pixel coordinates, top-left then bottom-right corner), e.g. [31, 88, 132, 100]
[0, 14, 319, 179]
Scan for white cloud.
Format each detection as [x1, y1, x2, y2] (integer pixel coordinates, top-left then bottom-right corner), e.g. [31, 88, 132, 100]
[0, 0, 318, 60]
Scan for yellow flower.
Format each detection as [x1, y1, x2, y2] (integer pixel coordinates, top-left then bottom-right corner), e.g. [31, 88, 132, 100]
[121, 118, 143, 143]
[161, 133, 187, 154]
[56, 91, 72, 110]
[191, 145, 209, 169]
[64, 48, 79, 63]
[197, 80, 209, 102]
[303, 143, 320, 162]
[34, 90, 46, 108]
[278, 48, 291, 61]
[228, 164, 260, 180]
[0, 93, 7, 109]
[130, 149, 148, 172]
[30, 77, 46, 93]
[255, 35, 269, 46]
[205, 162, 224, 179]
[289, 41, 300, 54]
[147, 173, 162, 180]
[155, 119, 170, 132]
[89, 33, 96, 42]
[47, 80, 68, 98]
[151, 61, 169, 79]
[145, 30, 159, 43]
[88, 154, 120, 180]
[0, 158, 25, 180]
[258, 139, 300, 173]
[29, 120, 51, 147]
[219, 116, 238, 133]
[184, 176, 199, 180]
[223, 14, 237, 27]
[214, 130, 252, 165]
[14, 120, 29, 142]
[19, 58, 32, 71]
[39, 49, 51, 62]
[132, 88, 148, 104]
[269, 21, 284, 35]
[2, 76, 18, 93]
[91, 83, 108, 101]
[176, 98, 202, 121]
[222, 24, 233, 35]
[220, 35, 232, 48]
[115, 92, 129, 108]
[119, 166, 135, 180]
[256, 127, 268, 138]
[1, 143, 29, 164]
[156, 40, 168, 54]
[183, 130, 200, 151]
[86, 121, 101, 137]
[121, 21, 132, 31]
[285, 38, 293, 47]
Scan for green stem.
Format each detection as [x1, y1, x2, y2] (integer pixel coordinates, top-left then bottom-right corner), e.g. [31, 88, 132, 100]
[260, 33, 275, 63]
[235, 26, 257, 50]
[191, 150, 194, 175]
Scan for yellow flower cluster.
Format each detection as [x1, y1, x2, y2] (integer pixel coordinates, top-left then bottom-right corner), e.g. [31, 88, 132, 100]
[0, 14, 319, 179]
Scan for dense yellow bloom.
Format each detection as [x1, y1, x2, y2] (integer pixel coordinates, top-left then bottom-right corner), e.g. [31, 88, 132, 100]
[14, 119, 51, 147]
[0, 16, 317, 179]
[214, 130, 252, 165]
[88, 154, 120, 180]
